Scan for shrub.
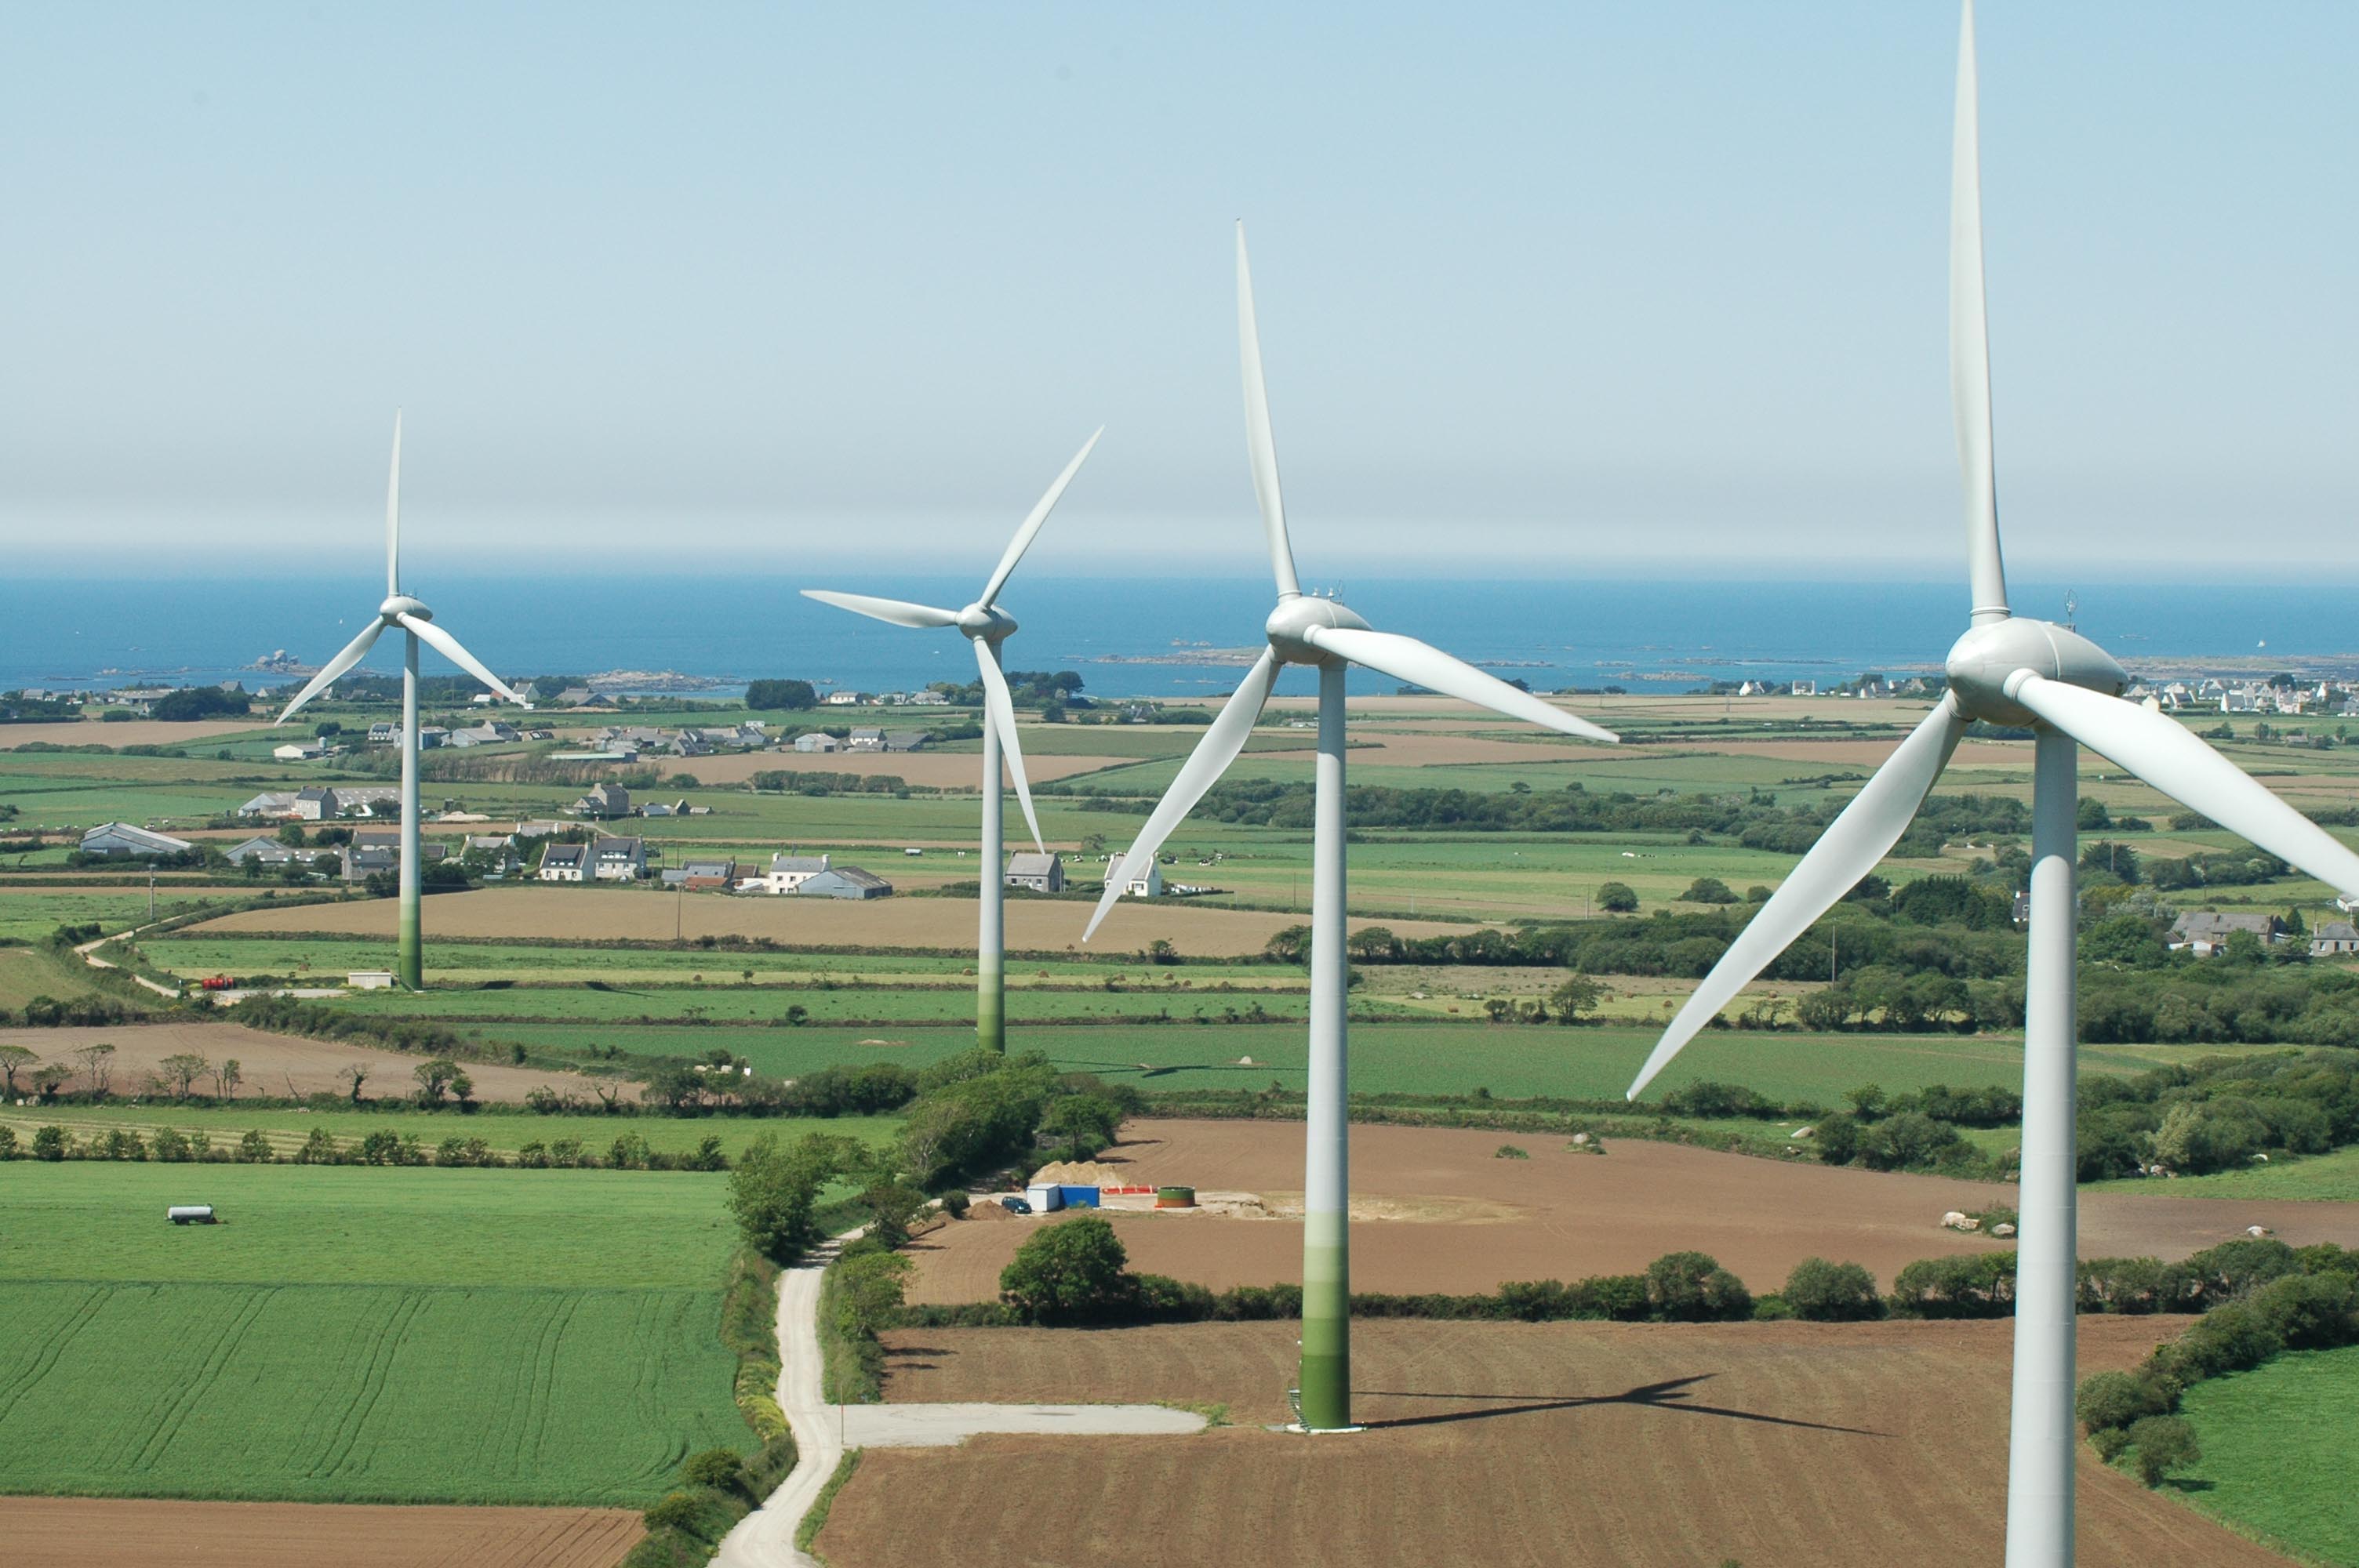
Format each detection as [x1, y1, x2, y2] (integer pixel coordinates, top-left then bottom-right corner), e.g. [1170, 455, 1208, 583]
[940, 1189, 970, 1218]
[681, 1448, 747, 1497]
[999, 1214, 1135, 1325]
[1680, 877, 1738, 904]
[1597, 881, 1639, 913]
[1494, 1144, 1529, 1160]
[1644, 1251, 1752, 1322]
[237, 1129, 274, 1163]
[1783, 1258, 1881, 1322]
[2075, 1370, 2167, 1437]
[0, 1125, 14, 1160]
[2127, 1415, 2201, 1487]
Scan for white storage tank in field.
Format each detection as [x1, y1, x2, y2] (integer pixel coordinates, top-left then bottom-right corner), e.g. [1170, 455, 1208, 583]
[1023, 1183, 1063, 1213]
[166, 1205, 217, 1225]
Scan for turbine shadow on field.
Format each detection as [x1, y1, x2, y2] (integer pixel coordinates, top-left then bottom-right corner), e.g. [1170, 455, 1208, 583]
[1356, 1374, 1883, 1436]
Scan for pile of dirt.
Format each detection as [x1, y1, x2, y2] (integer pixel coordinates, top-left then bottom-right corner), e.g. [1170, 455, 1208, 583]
[1029, 1160, 1128, 1186]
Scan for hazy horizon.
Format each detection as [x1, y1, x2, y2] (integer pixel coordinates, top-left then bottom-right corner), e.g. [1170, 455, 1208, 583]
[3, 3, 2352, 578]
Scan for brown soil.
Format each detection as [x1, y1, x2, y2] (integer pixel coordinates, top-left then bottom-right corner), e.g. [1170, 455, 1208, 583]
[0, 1022, 640, 1104]
[190, 887, 1475, 957]
[904, 1120, 2359, 1302]
[0, 1497, 641, 1568]
[0, 719, 262, 750]
[829, 1316, 2289, 1568]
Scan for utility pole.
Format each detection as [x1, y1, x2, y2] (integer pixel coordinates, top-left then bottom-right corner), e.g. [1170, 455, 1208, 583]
[148, 872, 156, 923]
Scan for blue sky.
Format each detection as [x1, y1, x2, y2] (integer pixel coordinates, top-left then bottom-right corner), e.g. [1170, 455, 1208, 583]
[2, 3, 2351, 580]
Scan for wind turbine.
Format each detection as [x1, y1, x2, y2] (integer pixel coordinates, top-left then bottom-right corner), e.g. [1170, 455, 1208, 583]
[801, 429, 1102, 1054]
[1085, 224, 1617, 1432]
[1624, 6, 2359, 1563]
[274, 414, 526, 990]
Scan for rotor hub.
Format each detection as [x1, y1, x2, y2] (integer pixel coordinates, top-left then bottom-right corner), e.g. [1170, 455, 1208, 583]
[1266, 596, 1370, 667]
[959, 604, 1017, 642]
[1943, 616, 2126, 728]
[380, 594, 429, 623]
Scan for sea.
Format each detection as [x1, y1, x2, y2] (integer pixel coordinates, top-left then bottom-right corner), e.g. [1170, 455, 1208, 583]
[5, 577, 2356, 702]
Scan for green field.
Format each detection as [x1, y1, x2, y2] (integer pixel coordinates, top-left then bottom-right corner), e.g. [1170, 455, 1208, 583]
[2088, 1143, 2359, 1203]
[0, 1163, 751, 1504]
[2171, 1346, 2359, 1565]
[471, 1019, 2201, 1105]
[313, 982, 1343, 1026]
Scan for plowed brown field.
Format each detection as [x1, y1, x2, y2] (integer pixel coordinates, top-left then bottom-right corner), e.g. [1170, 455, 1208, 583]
[903, 1120, 2359, 1301]
[823, 1316, 2290, 1568]
[191, 887, 1475, 956]
[0, 1497, 640, 1568]
[670, 750, 1127, 787]
[0, 1022, 639, 1103]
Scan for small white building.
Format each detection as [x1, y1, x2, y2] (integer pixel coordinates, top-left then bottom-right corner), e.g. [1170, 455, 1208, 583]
[537, 843, 591, 882]
[764, 853, 832, 894]
[591, 838, 649, 881]
[793, 733, 840, 753]
[1005, 851, 1064, 893]
[273, 741, 326, 763]
[822, 690, 867, 707]
[77, 823, 195, 859]
[1106, 851, 1163, 898]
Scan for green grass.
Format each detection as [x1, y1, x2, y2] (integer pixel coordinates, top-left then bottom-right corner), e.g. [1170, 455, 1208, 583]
[478, 1020, 2189, 1105]
[313, 982, 1343, 1026]
[2086, 1143, 2359, 1203]
[2170, 1346, 2359, 1565]
[0, 1162, 758, 1504]
[0, 1279, 742, 1504]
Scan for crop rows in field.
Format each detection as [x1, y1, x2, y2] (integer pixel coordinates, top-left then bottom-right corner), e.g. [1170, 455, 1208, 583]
[0, 1280, 740, 1504]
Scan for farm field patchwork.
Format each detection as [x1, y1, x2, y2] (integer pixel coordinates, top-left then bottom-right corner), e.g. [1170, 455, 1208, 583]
[2172, 1345, 2359, 1565]
[820, 1316, 2288, 1568]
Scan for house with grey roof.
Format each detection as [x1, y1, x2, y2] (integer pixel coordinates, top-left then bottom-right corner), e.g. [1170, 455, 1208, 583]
[2311, 921, 2359, 958]
[847, 727, 886, 752]
[591, 837, 649, 881]
[341, 831, 448, 881]
[2169, 910, 2287, 956]
[573, 782, 633, 819]
[793, 732, 840, 753]
[1005, 851, 1064, 893]
[537, 842, 591, 881]
[237, 790, 302, 818]
[1105, 851, 1163, 898]
[763, 853, 831, 895]
[224, 836, 306, 867]
[662, 858, 737, 890]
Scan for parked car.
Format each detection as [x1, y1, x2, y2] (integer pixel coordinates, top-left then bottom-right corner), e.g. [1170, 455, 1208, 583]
[998, 1196, 1033, 1214]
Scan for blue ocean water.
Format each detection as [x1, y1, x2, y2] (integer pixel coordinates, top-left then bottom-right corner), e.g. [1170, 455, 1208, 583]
[4, 576, 2354, 702]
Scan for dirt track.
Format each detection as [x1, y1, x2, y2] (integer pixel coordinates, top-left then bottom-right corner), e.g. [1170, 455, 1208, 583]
[0, 1022, 639, 1104]
[903, 1120, 2359, 1301]
[0, 1497, 640, 1568]
[828, 1316, 2289, 1568]
[190, 887, 1477, 956]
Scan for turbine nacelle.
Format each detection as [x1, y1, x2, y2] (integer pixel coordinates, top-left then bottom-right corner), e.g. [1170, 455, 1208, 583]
[1943, 618, 2126, 728]
[379, 594, 431, 625]
[958, 603, 1019, 643]
[1266, 595, 1372, 667]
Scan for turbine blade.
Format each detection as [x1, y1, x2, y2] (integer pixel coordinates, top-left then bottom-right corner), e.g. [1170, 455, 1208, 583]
[1952, 0, 2008, 623]
[397, 613, 523, 704]
[2012, 675, 2359, 899]
[1237, 223, 1302, 599]
[980, 428, 1103, 608]
[1085, 647, 1282, 941]
[1627, 695, 1968, 1099]
[386, 411, 403, 597]
[974, 640, 1043, 853]
[1302, 626, 1618, 744]
[800, 590, 961, 630]
[275, 621, 384, 724]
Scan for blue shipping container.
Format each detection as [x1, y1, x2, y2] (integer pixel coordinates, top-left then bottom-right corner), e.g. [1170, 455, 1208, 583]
[1058, 1185, 1101, 1207]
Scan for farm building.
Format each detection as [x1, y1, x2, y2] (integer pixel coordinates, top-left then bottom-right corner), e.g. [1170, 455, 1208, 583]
[847, 727, 885, 752]
[1106, 851, 1163, 897]
[340, 832, 448, 881]
[234, 790, 301, 818]
[792, 732, 840, 753]
[222, 836, 308, 867]
[663, 858, 737, 890]
[76, 823, 195, 859]
[2170, 910, 2288, 956]
[793, 866, 892, 899]
[573, 782, 633, 819]
[762, 853, 833, 894]
[272, 740, 327, 762]
[1005, 851, 1065, 893]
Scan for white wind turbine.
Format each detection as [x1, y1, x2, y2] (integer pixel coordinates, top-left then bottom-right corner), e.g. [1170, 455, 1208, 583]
[275, 414, 526, 989]
[1625, 6, 2359, 1563]
[802, 430, 1101, 1054]
[1085, 224, 1617, 1433]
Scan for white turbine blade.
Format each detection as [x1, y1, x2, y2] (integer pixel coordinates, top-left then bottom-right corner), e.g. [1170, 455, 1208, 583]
[1236, 223, 1302, 599]
[1084, 647, 1282, 941]
[800, 590, 961, 630]
[974, 641, 1043, 853]
[1302, 626, 1618, 744]
[2013, 675, 2359, 899]
[1628, 695, 1968, 1099]
[385, 411, 405, 597]
[1952, 0, 2008, 624]
[275, 620, 384, 724]
[980, 428, 1103, 608]
[396, 613, 523, 704]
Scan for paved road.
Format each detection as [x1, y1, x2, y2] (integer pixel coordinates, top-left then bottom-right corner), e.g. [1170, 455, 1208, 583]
[837, 1401, 1206, 1447]
[74, 928, 181, 998]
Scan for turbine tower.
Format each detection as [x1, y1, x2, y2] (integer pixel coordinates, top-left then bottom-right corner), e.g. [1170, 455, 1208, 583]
[802, 430, 1101, 1053]
[275, 414, 525, 989]
[1086, 224, 1617, 1432]
[1624, 7, 2359, 1563]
